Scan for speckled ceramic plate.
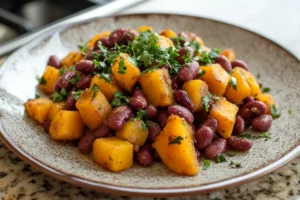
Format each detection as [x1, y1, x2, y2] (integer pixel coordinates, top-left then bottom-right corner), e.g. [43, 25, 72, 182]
[0, 14, 299, 197]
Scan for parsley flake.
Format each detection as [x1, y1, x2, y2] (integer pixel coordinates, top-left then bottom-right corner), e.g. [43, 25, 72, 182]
[53, 88, 68, 102]
[198, 69, 206, 76]
[239, 134, 252, 139]
[258, 132, 271, 141]
[72, 90, 82, 101]
[98, 73, 112, 84]
[111, 91, 130, 107]
[78, 43, 88, 55]
[202, 95, 210, 112]
[262, 87, 271, 93]
[69, 73, 81, 85]
[118, 58, 127, 74]
[168, 136, 184, 145]
[199, 48, 221, 65]
[91, 84, 99, 98]
[230, 161, 241, 168]
[203, 160, 211, 170]
[109, 156, 113, 161]
[216, 154, 227, 163]
[38, 76, 47, 85]
[35, 93, 40, 99]
[288, 109, 292, 114]
[271, 104, 280, 119]
[230, 77, 237, 91]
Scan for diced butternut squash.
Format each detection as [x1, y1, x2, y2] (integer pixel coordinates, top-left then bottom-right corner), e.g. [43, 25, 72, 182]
[46, 102, 65, 121]
[39, 66, 60, 94]
[182, 80, 209, 112]
[255, 93, 276, 115]
[76, 89, 112, 129]
[116, 120, 149, 146]
[111, 53, 140, 92]
[89, 74, 121, 102]
[160, 29, 177, 38]
[193, 36, 204, 46]
[224, 67, 251, 104]
[209, 99, 238, 139]
[199, 64, 231, 96]
[25, 98, 53, 124]
[156, 35, 174, 49]
[87, 31, 111, 48]
[153, 115, 199, 176]
[137, 25, 153, 33]
[241, 68, 261, 97]
[61, 52, 83, 67]
[139, 68, 175, 107]
[220, 49, 236, 61]
[93, 137, 133, 172]
[49, 110, 84, 140]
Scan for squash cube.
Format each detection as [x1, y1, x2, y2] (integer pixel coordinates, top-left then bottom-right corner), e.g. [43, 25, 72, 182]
[39, 66, 60, 94]
[224, 67, 251, 104]
[139, 68, 175, 107]
[220, 49, 236, 61]
[76, 89, 112, 129]
[182, 80, 209, 112]
[87, 31, 111, 48]
[153, 115, 199, 176]
[241, 68, 261, 97]
[89, 74, 121, 102]
[116, 120, 149, 146]
[160, 29, 177, 38]
[49, 110, 84, 140]
[46, 102, 65, 121]
[137, 25, 153, 33]
[209, 99, 238, 139]
[255, 93, 276, 115]
[93, 137, 133, 172]
[156, 35, 174, 49]
[61, 52, 83, 67]
[112, 53, 140, 92]
[25, 98, 53, 124]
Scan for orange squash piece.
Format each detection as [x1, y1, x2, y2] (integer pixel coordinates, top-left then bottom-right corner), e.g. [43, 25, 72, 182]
[87, 31, 111, 48]
[137, 25, 153, 33]
[220, 49, 236, 61]
[61, 52, 83, 68]
[39, 66, 60, 94]
[255, 93, 276, 114]
[25, 98, 53, 124]
[160, 29, 177, 38]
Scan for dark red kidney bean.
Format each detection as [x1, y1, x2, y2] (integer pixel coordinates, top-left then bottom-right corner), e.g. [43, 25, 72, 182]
[252, 114, 272, 131]
[153, 150, 161, 161]
[200, 118, 219, 132]
[93, 123, 112, 138]
[43, 120, 51, 132]
[129, 89, 147, 110]
[78, 131, 96, 154]
[231, 60, 249, 71]
[204, 138, 227, 159]
[124, 29, 138, 42]
[136, 146, 153, 167]
[107, 28, 127, 46]
[246, 101, 267, 116]
[94, 37, 110, 50]
[171, 75, 182, 90]
[146, 105, 157, 119]
[76, 60, 95, 74]
[156, 109, 169, 128]
[65, 95, 76, 110]
[227, 136, 252, 152]
[168, 105, 194, 124]
[174, 90, 194, 112]
[238, 106, 254, 120]
[54, 71, 76, 92]
[195, 149, 201, 159]
[243, 96, 255, 104]
[177, 46, 194, 64]
[214, 55, 232, 73]
[147, 122, 161, 143]
[48, 55, 61, 69]
[107, 106, 133, 130]
[76, 75, 92, 89]
[233, 115, 245, 135]
[178, 61, 200, 82]
[195, 126, 214, 149]
[191, 124, 196, 133]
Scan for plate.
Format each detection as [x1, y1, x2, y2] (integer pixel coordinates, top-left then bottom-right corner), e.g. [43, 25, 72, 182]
[0, 14, 299, 196]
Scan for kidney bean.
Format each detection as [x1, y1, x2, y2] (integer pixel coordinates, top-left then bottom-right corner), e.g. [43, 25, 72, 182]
[231, 60, 249, 71]
[200, 118, 218, 132]
[107, 106, 133, 130]
[65, 95, 76, 110]
[93, 37, 110, 50]
[156, 109, 169, 128]
[233, 115, 245, 135]
[153, 150, 161, 162]
[48, 55, 61, 69]
[174, 90, 194, 112]
[43, 120, 51, 132]
[214, 55, 232, 73]
[195, 126, 214, 149]
[178, 32, 197, 45]
[252, 114, 272, 131]
[129, 89, 147, 110]
[107, 28, 127, 46]
[246, 101, 267, 116]
[76, 60, 95, 74]
[147, 122, 161, 143]
[168, 105, 194, 124]
[238, 106, 254, 120]
[78, 131, 96, 154]
[124, 29, 138, 42]
[146, 105, 157, 119]
[243, 96, 255, 104]
[178, 61, 200, 82]
[227, 136, 252, 152]
[204, 138, 227, 159]
[76, 75, 92, 89]
[195, 149, 201, 159]
[54, 71, 76, 92]
[171, 75, 182, 90]
[136, 146, 153, 167]
[93, 123, 112, 138]
[177, 47, 194, 64]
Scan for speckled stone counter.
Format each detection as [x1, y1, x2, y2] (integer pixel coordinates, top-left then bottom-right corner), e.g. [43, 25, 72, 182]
[0, 140, 299, 200]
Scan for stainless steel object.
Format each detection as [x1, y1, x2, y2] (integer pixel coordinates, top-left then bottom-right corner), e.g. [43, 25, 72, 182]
[0, 0, 146, 56]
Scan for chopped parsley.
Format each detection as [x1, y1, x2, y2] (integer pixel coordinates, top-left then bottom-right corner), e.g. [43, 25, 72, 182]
[199, 48, 221, 65]
[97, 41, 108, 54]
[91, 84, 99, 98]
[72, 90, 82, 101]
[118, 58, 127, 74]
[198, 69, 206, 76]
[226, 152, 236, 157]
[69, 73, 81, 85]
[93, 59, 106, 69]
[202, 95, 210, 112]
[59, 68, 65, 75]
[98, 73, 112, 84]
[109, 156, 113, 161]
[239, 134, 252, 139]
[230, 77, 237, 91]
[78, 43, 88, 55]
[111, 91, 130, 107]
[239, 132, 271, 141]
[141, 61, 165, 74]
[38, 76, 47, 85]
[132, 110, 148, 130]
[271, 104, 280, 119]
[53, 88, 68, 102]
[203, 160, 211, 170]
[168, 136, 184, 145]
[258, 132, 271, 141]
[216, 154, 227, 163]
[35, 93, 40, 99]
[229, 161, 241, 168]
[288, 109, 292, 114]
[262, 87, 270, 93]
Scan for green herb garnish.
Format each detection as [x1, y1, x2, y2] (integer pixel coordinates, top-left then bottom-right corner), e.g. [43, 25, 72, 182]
[271, 104, 280, 119]
[288, 109, 292, 114]
[35, 93, 40, 99]
[239, 134, 252, 139]
[262, 87, 270, 93]
[203, 160, 211, 170]
[72, 90, 82, 101]
[118, 58, 127, 74]
[78, 43, 88, 55]
[216, 154, 227, 163]
[69, 73, 81, 85]
[111, 91, 130, 107]
[168, 136, 184, 145]
[258, 132, 271, 141]
[53, 88, 68, 102]
[198, 69, 206, 76]
[229, 161, 241, 168]
[230, 77, 237, 91]
[109, 156, 113, 161]
[91, 84, 99, 98]
[202, 95, 210, 112]
[38, 76, 47, 85]
[199, 48, 221, 65]
[98, 73, 112, 84]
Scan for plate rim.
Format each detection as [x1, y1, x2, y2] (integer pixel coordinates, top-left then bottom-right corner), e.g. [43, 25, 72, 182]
[0, 13, 300, 197]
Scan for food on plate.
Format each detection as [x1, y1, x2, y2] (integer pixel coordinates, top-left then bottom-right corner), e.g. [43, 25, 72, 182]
[25, 25, 279, 175]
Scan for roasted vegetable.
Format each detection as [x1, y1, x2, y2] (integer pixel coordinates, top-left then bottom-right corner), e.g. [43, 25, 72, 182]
[87, 31, 111, 48]
[160, 29, 177, 38]
[39, 66, 60, 94]
[153, 115, 199, 176]
[255, 93, 276, 115]
[93, 137, 133, 172]
[137, 25, 153, 33]
[61, 52, 83, 68]
[25, 98, 53, 124]
[220, 49, 236, 61]
[242, 69, 261, 97]
[46, 102, 65, 121]
[156, 35, 174, 49]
